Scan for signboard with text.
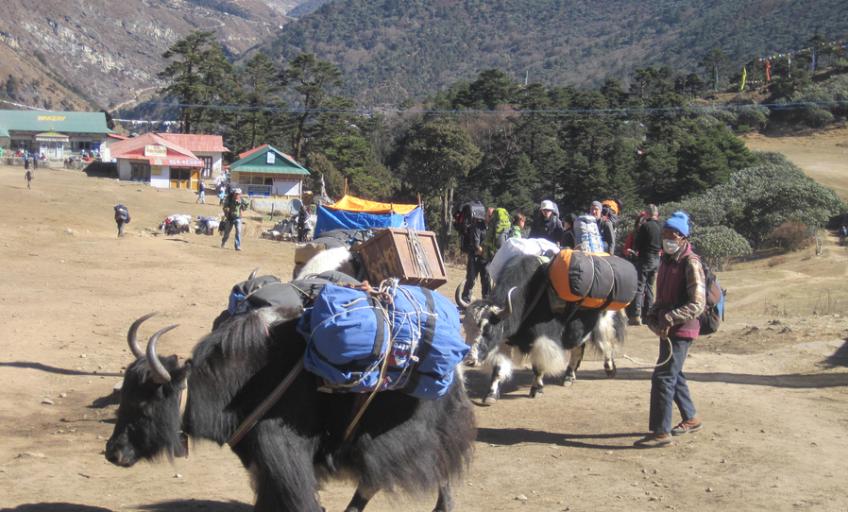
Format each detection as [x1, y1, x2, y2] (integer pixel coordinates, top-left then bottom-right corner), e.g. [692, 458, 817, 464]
[144, 145, 167, 157]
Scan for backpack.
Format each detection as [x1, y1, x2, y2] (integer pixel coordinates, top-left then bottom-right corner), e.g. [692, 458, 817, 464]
[453, 201, 486, 234]
[114, 204, 130, 223]
[573, 215, 604, 253]
[698, 262, 725, 335]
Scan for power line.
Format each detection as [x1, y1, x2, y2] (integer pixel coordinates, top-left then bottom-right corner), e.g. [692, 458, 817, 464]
[111, 99, 848, 118]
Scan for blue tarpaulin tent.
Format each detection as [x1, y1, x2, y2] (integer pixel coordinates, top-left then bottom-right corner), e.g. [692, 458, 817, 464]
[314, 195, 426, 236]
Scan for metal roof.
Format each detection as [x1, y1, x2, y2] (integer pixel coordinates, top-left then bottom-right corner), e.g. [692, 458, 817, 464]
[229, 144, 310, 176]
[157, 133, 229, 153]
[0, 110, 112, 135]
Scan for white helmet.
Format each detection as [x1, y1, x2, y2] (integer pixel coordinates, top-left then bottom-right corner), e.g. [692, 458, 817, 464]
[540, 199, 556, 212]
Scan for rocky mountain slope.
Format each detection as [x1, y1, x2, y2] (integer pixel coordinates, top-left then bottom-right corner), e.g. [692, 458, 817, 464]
[0, 0, 292, 111]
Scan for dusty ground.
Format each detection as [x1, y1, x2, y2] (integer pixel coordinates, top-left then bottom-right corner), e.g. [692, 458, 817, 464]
[1, 163, 847, 512]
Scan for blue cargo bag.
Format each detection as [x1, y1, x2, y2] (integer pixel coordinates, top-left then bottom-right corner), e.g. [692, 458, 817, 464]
[298, 283, 469, 399]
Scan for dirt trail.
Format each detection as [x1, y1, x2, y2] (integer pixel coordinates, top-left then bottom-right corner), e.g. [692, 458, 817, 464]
[1, 164, 847, 512]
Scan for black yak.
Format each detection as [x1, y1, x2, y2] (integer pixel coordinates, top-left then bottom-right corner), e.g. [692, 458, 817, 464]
[106, 308, 476, 511]
[463, 255, 626, 404]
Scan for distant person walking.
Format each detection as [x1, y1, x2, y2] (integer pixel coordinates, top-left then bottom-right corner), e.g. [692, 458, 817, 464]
[221, 188, 249, 251]
[25, 169, 32, 189]
[196, 181, 206, 204]
[114, 204, 131, 238]
[24, 155, 30, 172]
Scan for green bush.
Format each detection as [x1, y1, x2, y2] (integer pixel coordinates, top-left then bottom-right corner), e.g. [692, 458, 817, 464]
[690, 225, 752, 270]
[661, 158, 845, 250]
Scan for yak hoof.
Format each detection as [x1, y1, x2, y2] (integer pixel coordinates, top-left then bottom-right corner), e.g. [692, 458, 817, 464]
[482, 393, 498, 406]
[604, 363, 617, 378]
[562, 375, 576, 387]
[529, 385, 544, 398]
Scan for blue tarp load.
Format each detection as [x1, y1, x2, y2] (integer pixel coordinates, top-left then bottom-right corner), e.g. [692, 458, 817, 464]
[314, 195, 426, 236]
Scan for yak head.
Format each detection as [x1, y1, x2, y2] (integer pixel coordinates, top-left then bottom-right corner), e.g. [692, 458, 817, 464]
[462, 287, 517, 366]
[106, 313, 189, 468]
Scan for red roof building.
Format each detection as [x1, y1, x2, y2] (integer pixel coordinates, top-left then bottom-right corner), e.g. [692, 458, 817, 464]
[157, 133, 229, 180]
[112, 133, 205, 190]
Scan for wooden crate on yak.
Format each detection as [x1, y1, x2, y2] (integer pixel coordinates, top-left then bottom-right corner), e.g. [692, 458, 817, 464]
[353, 228, 448, 290]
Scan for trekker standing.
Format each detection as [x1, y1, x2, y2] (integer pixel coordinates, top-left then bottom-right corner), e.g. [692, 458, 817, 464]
[509, 212, 526, 239]
[25, 169, 32, 189]
[635, 211, 706, 448]
[628, 204, 662, 326]
[24, 155, 30, 172]
[196, 181, 206, 204]
[589, 200, 616, 253]
[528, 200, 563, 244]
[221, 188, 249, 251]
[114, 204, 131, 238]
[296, 204, 309, 242]
[460, 210, 491, 303]
[561, 213, 576, 249]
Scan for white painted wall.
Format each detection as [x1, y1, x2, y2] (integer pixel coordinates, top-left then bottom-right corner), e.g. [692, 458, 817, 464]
[117, 159, 132, 180]
[194, 151, 224, 178]
[150, 165, 170, 189]
[273, 179, 301, 196]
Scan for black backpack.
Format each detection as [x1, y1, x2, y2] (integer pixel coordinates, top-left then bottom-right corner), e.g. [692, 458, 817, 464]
[699, 262, 725, 335]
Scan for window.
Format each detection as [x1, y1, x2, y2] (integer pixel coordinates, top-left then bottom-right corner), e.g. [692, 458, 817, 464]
[130, 162, 150, 181]
[200, 156, 213, 178]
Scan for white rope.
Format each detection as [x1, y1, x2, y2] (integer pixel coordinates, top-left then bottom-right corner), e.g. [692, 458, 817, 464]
[620, 337, 674, 369]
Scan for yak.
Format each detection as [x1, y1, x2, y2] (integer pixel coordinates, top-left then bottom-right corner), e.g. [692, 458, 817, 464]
[463, 254, 625, 404]
[106, 308, 476, 512]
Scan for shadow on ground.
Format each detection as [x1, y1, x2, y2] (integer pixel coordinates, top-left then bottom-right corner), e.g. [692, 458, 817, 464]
[477, 427, 645, 450]
[0, 504, 112, 512]
[0, 361, 122, 377]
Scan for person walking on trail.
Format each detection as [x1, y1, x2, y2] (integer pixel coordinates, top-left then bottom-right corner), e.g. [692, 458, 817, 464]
[24, 155, 30, 172]
[589, 200, 616, 253]
[635, 211, 706, 448]
[528, 200, 563, 244]
[460, 209, 491, 304]
[196, 181, 206, 204]
[221, 188, 249, 251]
[628, 204, 662, 326]
[114, 204, 131, 238]
[25, 169, 32, 189]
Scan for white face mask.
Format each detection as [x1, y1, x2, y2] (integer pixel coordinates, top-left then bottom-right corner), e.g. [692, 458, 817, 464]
[662, 239, 680, 255]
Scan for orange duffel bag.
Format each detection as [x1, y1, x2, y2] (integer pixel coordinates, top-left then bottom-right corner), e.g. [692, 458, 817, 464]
[548, 248, 637, 310]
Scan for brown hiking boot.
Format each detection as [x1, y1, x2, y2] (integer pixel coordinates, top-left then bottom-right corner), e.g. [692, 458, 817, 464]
[634, 433, 672, 448]
[671, 419, 703, 436]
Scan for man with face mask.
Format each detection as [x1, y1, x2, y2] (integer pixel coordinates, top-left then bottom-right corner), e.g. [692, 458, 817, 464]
[635, 211, 706, 448]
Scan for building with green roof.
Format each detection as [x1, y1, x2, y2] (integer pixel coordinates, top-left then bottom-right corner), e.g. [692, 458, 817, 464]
[229, 144, 310, 197]
[0, 110, 111, 159]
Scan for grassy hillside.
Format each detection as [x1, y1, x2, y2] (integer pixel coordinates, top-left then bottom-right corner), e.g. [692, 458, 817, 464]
[266, 0, 848, 106]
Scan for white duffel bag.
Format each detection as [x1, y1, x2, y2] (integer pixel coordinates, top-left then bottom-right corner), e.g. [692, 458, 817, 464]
[487, 237, 560, 284]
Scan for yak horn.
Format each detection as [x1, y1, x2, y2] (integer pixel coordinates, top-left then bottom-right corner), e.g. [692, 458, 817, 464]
[127, 312, 158, 359]
[146, 324, 179, 384]
[248, 267, 259, 281]
[455, 283, 470, 309]
[499, 287, 518, 319]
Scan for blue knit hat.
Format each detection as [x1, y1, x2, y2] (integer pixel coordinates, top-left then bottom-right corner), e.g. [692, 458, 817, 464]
[664, 211, 690, 237]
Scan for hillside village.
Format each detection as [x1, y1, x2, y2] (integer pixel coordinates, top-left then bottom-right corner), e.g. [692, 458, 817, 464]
[0, 2, 847, 512]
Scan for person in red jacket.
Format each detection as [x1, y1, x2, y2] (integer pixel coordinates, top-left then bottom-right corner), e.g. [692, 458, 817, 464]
[635, 211, 706, 448]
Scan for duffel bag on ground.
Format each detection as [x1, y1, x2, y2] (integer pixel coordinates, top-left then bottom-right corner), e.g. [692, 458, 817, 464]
[298, 283, 468, 399]
[549, 248, 637, 310]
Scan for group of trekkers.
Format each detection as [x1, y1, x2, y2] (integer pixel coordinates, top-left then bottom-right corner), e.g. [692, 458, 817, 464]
[457, 197, 705, 448]
[458, 198, 622, 304]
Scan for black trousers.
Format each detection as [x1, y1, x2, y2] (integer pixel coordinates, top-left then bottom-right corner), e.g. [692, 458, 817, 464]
[462, 253, 490, 301]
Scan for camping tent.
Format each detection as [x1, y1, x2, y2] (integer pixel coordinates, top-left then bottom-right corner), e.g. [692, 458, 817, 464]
[314, 195, 426, 236]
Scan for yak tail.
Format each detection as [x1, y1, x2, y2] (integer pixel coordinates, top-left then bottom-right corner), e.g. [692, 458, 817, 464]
[529, 335, 567, 377]
[585, 309, 627, 357]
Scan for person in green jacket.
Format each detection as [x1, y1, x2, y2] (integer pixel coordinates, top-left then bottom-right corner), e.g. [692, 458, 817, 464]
[509, 212, 526, 239]
[483, 207, 512, 260]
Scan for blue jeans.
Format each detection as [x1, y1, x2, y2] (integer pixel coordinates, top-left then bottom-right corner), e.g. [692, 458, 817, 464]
[649, 337, 697, 434]
[221, 218, 243, 250]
